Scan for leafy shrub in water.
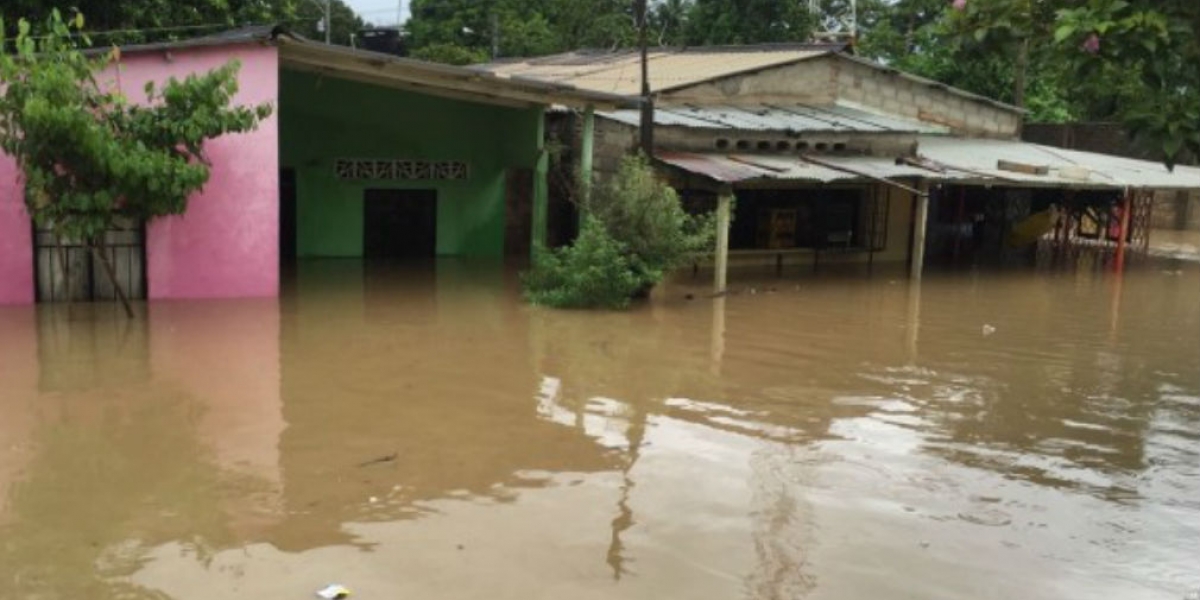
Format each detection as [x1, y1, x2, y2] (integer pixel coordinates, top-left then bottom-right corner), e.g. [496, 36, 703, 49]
[523, 154, 716, 309]
[523, 217, 642, 309]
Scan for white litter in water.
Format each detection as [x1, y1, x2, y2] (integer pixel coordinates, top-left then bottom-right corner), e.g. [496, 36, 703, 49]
[316, 584, 352, 599]
[982, 324, 997, 336]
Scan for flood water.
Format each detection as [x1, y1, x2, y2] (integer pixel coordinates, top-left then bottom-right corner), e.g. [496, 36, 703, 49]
[1, 259, 1198, 600]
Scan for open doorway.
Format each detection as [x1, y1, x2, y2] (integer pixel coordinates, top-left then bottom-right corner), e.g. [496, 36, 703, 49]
[280, 168, 297, 265]
[363, 189, 437, 259]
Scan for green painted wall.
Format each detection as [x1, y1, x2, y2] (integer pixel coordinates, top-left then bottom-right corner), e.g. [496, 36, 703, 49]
[279, 69, 542, 258]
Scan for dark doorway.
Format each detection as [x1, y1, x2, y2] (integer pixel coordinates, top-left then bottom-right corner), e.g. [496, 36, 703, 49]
[505, 168, 533, 257]
[280, 168, 297, 264]
[363, 189, 437, 259]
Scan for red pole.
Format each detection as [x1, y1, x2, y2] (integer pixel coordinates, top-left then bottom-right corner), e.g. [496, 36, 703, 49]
[1115, 189, 1132, 272]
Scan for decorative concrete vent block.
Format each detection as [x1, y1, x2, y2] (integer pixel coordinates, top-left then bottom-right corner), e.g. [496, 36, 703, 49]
[334, 158, 469, 181]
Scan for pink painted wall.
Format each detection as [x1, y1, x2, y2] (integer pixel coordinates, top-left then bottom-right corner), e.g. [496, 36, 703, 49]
[0, 43, 280, 303]
[0, 158, 33, 305]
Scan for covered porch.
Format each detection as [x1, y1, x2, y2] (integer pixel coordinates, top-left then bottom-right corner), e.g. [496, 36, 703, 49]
[658, 136, 1200, 292]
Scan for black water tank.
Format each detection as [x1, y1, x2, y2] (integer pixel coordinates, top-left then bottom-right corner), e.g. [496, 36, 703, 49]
[358, 27, 406, 57]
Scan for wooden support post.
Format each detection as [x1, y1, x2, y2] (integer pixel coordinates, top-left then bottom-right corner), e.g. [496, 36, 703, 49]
[532, 111, 549, 249]
[714, 187, 733, 293]
[910, 181, 931, 280]
[1115, 188, 1133, 273]
[579, 105, 595, 206]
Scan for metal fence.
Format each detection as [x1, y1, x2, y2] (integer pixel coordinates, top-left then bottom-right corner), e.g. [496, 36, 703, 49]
[34, 218, 146, 303]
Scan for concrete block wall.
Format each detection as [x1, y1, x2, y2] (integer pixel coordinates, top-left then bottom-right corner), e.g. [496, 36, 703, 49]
[1151, 190, 1200, 231]
[662, 55, 1023, 140]
[593, 117, 638, 181]
[831, 58, 1022, 139]
[665, 58, 838, 106]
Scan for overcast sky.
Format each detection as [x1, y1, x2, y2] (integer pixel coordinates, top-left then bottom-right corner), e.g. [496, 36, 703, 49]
[344, 0, 409, 26]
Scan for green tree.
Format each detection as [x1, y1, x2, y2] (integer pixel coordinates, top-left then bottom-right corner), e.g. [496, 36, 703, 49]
[1053, 0, 1200, 167]
[684, 0, 816, 45]
[406, 0, 632, 62]
[293, 0, 368, 46]
[0, 10, 273, 315]
[523, 154, 716, 309]
[1, 0, 299, 44]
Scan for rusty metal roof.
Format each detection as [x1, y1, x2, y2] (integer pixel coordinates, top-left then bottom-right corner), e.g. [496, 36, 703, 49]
[601, 102, 947, 134]
[478, 45, 838, 96]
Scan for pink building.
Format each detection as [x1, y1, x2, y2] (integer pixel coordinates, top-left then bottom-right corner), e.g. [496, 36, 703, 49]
[1, 33, 280, 304]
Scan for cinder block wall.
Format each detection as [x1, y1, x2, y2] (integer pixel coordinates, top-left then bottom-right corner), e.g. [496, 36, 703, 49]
[663, 56, 1023, 139]
[830, 59, 1022, 139]
[593, 117, 638, 181]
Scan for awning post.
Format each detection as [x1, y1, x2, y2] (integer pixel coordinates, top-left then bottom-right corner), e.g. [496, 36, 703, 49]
[579, 105, 595, 206]
[1115, 188, 1133, 273]
[910, 180, 931, 280]
[532, 111, 549, 249]
[714, 186, 733, 293]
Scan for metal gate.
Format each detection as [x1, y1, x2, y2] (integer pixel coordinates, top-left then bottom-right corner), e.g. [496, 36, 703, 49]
[33, 218, 146, 302]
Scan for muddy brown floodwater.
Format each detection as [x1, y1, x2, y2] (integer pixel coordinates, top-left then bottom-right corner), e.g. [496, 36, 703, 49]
[1, 259, 1198, 600]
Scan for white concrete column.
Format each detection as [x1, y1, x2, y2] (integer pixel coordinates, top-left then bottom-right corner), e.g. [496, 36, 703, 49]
[910, 181, 930, 280]
[714, 188, 733, 293]
[579, 105, 595, 206]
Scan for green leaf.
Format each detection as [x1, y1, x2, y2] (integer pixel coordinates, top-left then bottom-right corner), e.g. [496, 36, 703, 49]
[1054, 24, 1076, 43]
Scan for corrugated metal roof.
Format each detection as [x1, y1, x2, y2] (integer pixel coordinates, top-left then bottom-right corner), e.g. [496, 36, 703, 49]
[479, 46, 835, 96]
[656, 152, 931, 184]
[916, 136, 1200, 189]
[657, 139, 1200, 190]
[601, 102, 946, 134]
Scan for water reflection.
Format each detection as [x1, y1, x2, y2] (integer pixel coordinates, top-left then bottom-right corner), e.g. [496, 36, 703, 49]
[0, 260, 1196, 599]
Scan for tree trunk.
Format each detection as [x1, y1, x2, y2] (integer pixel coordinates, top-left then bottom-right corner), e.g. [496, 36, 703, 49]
[55, 240, 74, 310]
[1013, 37, 1030, 109]
[91, 238, 135, 318]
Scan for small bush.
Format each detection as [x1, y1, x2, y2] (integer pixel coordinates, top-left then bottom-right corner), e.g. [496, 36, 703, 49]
[522, 154, 716, 309]
[586, 154, 716, 285]
[522, 217, 643, 309]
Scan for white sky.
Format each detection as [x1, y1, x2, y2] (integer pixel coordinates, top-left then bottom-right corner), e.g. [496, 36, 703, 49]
[344, 0, 410, 26]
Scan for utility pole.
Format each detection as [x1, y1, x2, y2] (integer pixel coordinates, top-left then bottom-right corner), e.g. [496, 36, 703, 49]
[310, 0, 332, 43]
[637, 0, 653, 155]
[490, 12, 499, 59]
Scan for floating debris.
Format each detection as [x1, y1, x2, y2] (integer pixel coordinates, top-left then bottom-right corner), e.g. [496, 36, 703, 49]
[357, 452, 398, 468]
[316, 584, 352, 599]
